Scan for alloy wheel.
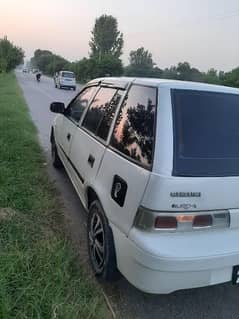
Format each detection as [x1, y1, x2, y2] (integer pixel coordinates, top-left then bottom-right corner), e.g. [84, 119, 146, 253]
[88, 211, 105, 273]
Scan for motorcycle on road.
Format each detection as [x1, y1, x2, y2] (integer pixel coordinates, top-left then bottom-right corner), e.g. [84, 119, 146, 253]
[36, 73, 41, 82]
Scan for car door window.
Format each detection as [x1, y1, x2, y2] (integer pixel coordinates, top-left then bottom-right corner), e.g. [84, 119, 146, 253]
[66, 86, 97, 123]
[82, 87, 123, 141]
[110, 85, 157, 168]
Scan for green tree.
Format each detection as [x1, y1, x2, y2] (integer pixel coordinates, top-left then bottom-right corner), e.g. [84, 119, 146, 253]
[71, 55, 123, 83]
[218, 70, 225, 83]
[161, 66, 178, 79]
[70, 58, 97, 83]
[175, 62, 202, 82]
[161, 62, 203, 82]
[202, 68, 220, 84]
[125, 47, 157, 77]
[31, 49, 69, 75]
[0, 37, 24, 72]
[89, 15, 123, 59]
[176, 62, 192, 80]
[221, 68, 239, 88]
[95, 54, 123, 77]
[129, 47, 154, 69]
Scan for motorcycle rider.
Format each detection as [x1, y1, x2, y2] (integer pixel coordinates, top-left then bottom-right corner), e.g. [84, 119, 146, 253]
[36, 71, 41, 82]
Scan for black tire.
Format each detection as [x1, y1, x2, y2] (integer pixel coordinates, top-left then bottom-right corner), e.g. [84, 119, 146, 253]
[73, 87, 76, 91]
[87, 200, 119, 281]
[51, 138, 63, 169]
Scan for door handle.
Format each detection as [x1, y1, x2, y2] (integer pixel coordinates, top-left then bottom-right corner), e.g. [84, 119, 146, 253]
[67, 133, 71, 141]
[88, 154, 95, 168]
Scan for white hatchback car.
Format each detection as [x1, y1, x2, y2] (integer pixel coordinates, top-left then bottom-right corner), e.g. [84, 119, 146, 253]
[54, 70, 76, 90]
[50, 77, 239, 294]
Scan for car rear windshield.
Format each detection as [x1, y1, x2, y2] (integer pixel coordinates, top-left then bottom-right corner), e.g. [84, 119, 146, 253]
[62, 72, 75, 78]
[172, 89, 239, 177]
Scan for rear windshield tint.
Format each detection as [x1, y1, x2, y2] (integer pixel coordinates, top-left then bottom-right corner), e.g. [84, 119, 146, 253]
[172, 89, 239, 177]
[62, 72, 75, 78]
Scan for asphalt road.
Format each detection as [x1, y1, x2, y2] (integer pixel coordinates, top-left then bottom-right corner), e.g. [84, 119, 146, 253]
[16, 71, 239, 319]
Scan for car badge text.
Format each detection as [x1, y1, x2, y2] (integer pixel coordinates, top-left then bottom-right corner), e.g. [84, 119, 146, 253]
[170, 192, 201, 198]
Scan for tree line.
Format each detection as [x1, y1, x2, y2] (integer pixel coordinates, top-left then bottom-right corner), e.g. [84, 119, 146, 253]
[0, 37, 24, 73]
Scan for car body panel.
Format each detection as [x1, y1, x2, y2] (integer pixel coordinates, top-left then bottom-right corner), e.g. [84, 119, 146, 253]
[95, 148, 151, 235]
[68, 128, 106, 204]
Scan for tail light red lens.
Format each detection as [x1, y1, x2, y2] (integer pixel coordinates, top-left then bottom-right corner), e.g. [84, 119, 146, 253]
[193, 215, 213, 228]
[154, 216, 177, 229]
[134, 207, 230, 232]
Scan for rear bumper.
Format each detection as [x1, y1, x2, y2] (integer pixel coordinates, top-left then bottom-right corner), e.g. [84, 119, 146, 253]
[111, 225, 239, 294]
[60, 86, 76, 89]
[59, 81, 75, 88]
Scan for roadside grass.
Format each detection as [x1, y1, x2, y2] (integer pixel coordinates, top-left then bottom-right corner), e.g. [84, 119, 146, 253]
[0, 72, 108, 318]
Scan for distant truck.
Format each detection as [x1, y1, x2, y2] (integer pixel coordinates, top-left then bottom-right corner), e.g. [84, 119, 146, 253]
[54, 71, 76, 91]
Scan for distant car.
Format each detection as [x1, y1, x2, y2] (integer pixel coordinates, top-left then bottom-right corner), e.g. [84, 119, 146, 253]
[54, 71, 76, 90]
[32, 69, 39, 74]
[22, 68, 28, 73]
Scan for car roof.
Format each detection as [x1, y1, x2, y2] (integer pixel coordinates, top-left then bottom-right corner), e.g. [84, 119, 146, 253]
[88, 77, 239, 95]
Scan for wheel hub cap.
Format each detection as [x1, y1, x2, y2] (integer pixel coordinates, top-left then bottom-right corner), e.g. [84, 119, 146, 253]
[89, 212, 105, 273]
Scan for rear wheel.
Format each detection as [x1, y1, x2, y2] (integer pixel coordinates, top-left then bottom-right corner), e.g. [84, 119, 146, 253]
[87, 200, 119, 281]
[51, 137, 63, 169]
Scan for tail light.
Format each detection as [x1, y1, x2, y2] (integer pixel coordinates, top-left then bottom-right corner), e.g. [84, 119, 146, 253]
[154, 216, 177, 229]
[134, 207, 230, 232]
[193, 214, 212, 228]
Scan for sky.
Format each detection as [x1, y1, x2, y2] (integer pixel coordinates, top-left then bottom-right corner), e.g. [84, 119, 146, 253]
[1, 0, 239, 71]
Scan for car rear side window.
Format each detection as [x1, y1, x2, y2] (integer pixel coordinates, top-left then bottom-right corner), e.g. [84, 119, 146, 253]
[110, 85, 157, 168]
[62, 72, 75, 78]
[66, 86, 97, 123]
[82, 87, 123, 141]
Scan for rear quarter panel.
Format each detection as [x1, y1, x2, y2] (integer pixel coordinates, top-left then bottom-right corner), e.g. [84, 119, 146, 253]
[95, 148, 151, 235]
